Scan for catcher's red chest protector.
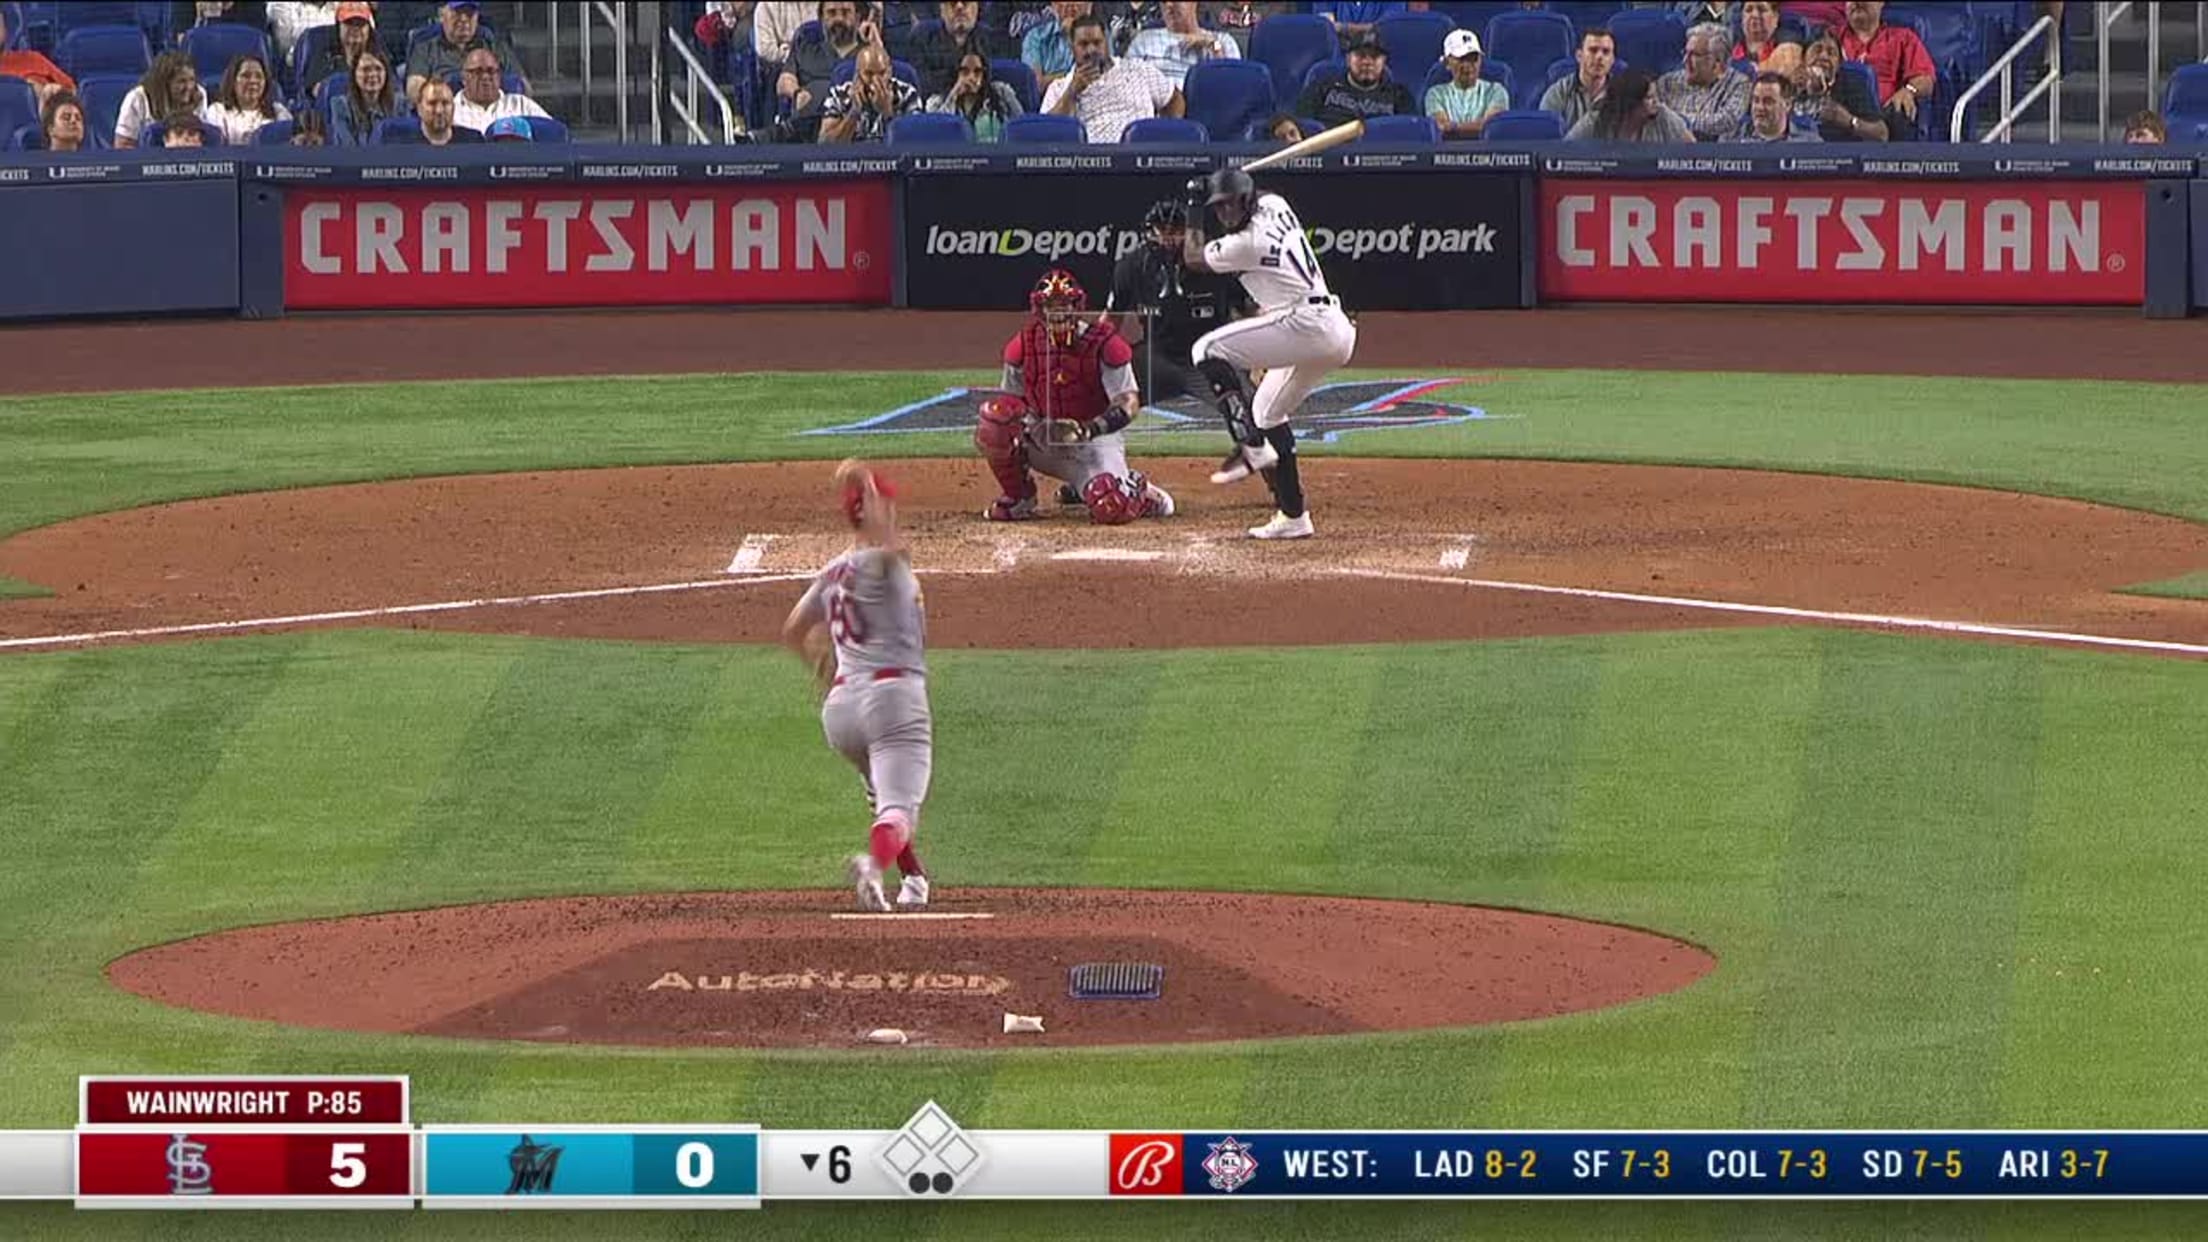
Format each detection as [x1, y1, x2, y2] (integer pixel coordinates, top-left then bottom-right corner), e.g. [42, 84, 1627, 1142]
[1005, 319, 1129, 426]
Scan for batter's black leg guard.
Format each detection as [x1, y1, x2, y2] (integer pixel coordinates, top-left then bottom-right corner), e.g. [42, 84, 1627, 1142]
[1263, 424, 1305, 519]
[1198, 358, 1263, 449]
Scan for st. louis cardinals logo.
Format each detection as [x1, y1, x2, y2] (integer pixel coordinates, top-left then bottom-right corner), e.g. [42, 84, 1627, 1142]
[1108, 1134, 1183, 1196]
[802, 378, 1505, 444]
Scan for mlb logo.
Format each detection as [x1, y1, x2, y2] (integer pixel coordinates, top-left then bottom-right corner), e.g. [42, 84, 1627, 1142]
[1108, 1134, 1183, 1195]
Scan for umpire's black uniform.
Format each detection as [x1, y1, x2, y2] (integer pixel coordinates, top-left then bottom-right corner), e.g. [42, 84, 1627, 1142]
[1104, 241, 1254, 408]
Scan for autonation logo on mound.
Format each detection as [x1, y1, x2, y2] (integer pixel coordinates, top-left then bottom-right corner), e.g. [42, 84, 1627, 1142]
[1539, 179, 2145, 305]
[282, 180, 895, 310]
[904, 169, 1521, 311]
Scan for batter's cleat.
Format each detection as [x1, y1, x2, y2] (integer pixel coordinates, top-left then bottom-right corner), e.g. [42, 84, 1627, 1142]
[1210, 440, 1280, 484]
[1248, 511, 1315, 540]
[983, 494, 1040, 522]
[895, 874, 931, 909]
[849, 855, 891, 912]
[1142, 483, 1176, 518]
[1056, 483, 1083, 506]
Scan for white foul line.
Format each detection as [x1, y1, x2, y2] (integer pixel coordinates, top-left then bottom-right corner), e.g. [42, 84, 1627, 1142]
[0, 573, 816, 652]
[725, 533, 778, 575]
[1336, 568, 2208, 657]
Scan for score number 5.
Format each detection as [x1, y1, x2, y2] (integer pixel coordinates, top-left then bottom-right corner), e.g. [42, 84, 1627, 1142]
[330, 1142, 368, 1188]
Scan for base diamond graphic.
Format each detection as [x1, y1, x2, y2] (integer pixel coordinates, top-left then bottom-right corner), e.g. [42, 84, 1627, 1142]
[878, 1101, 984, 1197]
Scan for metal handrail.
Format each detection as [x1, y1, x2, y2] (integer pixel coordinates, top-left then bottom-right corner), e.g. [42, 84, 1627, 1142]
[2097, 1, 2132, 139]
[1951, 14, 2058, 142]
[580, 1, 631, 140]
[664, 26, 738, 143]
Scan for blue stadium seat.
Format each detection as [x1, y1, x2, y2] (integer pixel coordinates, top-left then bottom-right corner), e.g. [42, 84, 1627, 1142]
[1544, 2, 1625, 30]
[1121, 115, 1208, 143]
[314, 69, 350, 112]
[1372, 10, 1455, 77]
[253, 118, 295, 144]
[1183, 58, 1275, 145]
[1003, 112, 1084, 143]
[181, 23, 273, 82]
[9, 120, 39, 149]
[73, 72, 133, 145]
[1480, 108, 1564, 141]
[1360, 113, 1439, 142]
[290, 24, 335, 105]
[55, 23, 148, 78]
[1421, 58, 1513, 110]
[1, 2, 22, 50]
[1302, 56, 1348, 93]
[1246, 12, 1335, 107]
[830, 57, 919, 90]
[1425, 3, 1514, 34]
[1887, 3, 1979, 80]
[54, 0, 136, 33]
[887, 111, 971, 144]
[0, 75, 33, 138]
[369, 116, 425, 143]
[1840, 58, 1879, 106]
[1605, 9, 1686, 80]
[1482, 10, 1573, 108]
[991, 56, 1038, 111]
[2166, 64, 2208, 130]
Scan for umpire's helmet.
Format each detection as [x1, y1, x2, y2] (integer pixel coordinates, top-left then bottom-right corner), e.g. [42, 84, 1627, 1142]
[1143, 199, 1182, 232]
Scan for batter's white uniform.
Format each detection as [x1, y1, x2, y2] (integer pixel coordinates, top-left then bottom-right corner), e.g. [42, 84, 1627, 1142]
[791, 546, 932, 832]
[1190, 192, 1358, 429]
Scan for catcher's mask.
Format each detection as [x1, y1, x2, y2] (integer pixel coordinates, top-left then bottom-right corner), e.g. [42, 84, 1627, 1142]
[1029, 268, 1088, 345]
[1143, 199, 1185, 252]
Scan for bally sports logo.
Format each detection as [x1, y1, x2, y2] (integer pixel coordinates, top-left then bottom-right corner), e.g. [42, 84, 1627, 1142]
[283, 182, 895, 310]
[1540, 179, 2144, 305]
[1109, 1134, 1183, 1195]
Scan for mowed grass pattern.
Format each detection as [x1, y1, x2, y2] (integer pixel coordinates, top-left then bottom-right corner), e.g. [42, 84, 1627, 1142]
[1, 365, 2204, 1239]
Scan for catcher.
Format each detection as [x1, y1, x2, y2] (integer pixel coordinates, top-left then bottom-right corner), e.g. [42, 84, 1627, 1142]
[976, 268, 1177, 525]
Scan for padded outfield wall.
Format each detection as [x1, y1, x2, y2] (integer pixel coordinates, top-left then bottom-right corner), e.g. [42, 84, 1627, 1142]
[0, 142, 2198, 321]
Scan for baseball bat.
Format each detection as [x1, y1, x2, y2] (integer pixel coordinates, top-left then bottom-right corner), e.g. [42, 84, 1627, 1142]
[1238, 118, 1365, 174]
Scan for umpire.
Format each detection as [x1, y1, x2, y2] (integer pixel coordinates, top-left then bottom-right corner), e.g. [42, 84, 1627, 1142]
[1105, 200, 1267, 485]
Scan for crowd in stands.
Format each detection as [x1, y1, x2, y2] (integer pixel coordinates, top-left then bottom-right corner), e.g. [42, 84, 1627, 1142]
[700, 1, 2205, 147]
[1, 0, 552, 151]
[5, 0, 2200, 152]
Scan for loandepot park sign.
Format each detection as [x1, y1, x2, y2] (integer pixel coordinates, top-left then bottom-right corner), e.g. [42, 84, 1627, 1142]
[802, 378, 1500, 443]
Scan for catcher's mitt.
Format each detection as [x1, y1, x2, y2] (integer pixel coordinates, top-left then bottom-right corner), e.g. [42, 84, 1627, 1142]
[1034, 416, 1100, 446]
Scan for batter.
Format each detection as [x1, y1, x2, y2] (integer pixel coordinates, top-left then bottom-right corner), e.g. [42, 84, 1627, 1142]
[1180, 166, 1361, 540]
[782, 460, 933, 912]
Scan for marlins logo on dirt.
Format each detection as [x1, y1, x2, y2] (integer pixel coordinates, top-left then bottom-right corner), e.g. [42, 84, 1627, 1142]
[803, 379, 1501, 445]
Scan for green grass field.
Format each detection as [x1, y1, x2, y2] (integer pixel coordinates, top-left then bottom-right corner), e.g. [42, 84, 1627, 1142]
[2, 367, 2204, 1239]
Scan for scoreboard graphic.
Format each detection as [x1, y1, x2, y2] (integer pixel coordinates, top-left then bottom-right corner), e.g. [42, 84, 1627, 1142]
[7, 1076, 2208, 1206]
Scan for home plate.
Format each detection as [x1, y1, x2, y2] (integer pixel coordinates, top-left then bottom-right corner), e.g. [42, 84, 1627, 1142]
[1051, 548, 1166, 562]
[829, 912, 998, 921]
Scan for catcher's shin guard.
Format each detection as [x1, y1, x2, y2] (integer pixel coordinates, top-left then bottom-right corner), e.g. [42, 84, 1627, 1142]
[975, 396, 1037, 505]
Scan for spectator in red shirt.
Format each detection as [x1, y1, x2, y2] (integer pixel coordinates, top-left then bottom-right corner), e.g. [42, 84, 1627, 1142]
[1837, 0, 1933, 139]
[0, 7, 77, 106]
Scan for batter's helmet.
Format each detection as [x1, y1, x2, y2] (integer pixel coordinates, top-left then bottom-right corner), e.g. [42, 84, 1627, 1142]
[1204, 167, 1255, 209]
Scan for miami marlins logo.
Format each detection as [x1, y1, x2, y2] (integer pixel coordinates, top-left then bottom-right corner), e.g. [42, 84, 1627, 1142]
[800, 378, 1503, 445]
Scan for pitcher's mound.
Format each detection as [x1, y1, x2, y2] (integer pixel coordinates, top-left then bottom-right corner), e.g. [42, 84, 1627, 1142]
[107, 889, 1715, 1049]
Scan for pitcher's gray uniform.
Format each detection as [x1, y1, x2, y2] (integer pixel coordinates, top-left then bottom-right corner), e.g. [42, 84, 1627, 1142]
[791, 542, 932, 909]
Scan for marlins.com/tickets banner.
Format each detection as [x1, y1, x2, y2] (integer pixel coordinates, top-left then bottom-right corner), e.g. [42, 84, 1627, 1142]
[282, 180, 894, 309]
[1539, 179, 2145, 304]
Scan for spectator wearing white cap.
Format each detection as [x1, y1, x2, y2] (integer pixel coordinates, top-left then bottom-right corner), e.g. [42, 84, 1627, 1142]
[1425, 28, 1507, 139]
